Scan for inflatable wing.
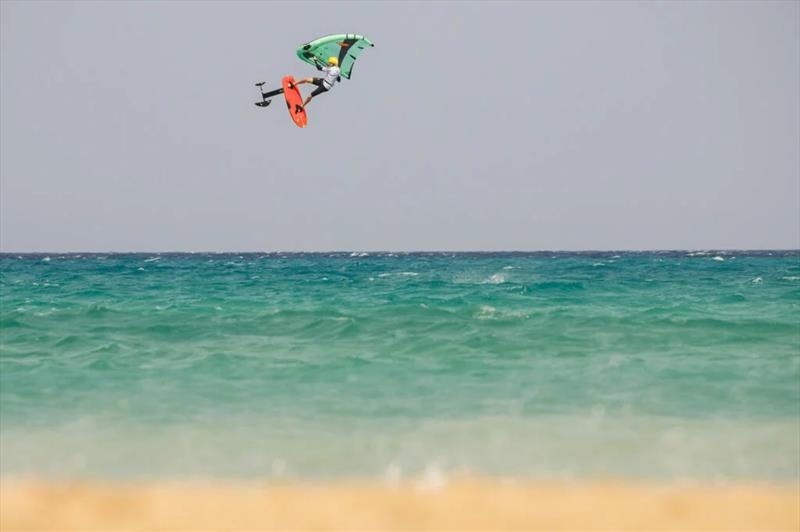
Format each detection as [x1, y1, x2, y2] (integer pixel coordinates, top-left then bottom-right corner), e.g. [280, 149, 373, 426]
[296, 34, 374, 80]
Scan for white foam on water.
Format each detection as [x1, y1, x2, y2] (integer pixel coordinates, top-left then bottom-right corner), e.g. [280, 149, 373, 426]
[416, 462, 447, 492]
[384, 463, 402, 486]
[2, 415, 797, 481]
[484, 273, 507, 284]
[476, 305, 498, 319]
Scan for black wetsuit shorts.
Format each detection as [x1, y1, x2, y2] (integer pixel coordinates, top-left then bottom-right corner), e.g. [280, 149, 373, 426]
[310, 78, 331, 97]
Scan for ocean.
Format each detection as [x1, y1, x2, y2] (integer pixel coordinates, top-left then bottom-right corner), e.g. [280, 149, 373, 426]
[1, 251, 798, 482]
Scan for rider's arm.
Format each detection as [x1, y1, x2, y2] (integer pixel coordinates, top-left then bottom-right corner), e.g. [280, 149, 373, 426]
[311, 56, 325, 70]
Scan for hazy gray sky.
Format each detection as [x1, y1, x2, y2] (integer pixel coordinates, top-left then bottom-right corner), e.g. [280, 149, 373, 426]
[1, 0, 798, 251]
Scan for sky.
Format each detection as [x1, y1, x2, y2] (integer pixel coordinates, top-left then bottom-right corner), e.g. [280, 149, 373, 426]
[1, 0, 798, 252]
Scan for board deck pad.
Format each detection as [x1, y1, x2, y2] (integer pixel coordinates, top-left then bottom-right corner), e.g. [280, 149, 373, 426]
[281, 76, 307, 128]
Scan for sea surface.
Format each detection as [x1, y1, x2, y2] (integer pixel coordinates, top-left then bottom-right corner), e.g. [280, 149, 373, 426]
[1, 251, 798, 482]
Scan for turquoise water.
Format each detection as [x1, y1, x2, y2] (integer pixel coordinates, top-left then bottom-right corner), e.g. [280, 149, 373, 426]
[1, 252, 798, 481]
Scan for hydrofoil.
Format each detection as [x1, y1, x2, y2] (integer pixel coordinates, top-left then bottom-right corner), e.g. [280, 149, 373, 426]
[254, 77, 307, 128]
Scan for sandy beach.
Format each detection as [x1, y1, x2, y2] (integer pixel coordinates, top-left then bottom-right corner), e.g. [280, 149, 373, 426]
[2, 478, 798, 531]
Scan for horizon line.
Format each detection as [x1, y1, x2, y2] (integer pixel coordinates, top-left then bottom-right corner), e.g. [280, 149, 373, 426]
[1, 248, 798, 255]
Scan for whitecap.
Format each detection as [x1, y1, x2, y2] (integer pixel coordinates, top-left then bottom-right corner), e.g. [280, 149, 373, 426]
[484, 273, 507, 284]
[752, 277, 763, 284]
[42, 257, 50, 262]
[712, 256, 725, 261]
[144, 257, 160, 263]
[476, 305, 497, 319]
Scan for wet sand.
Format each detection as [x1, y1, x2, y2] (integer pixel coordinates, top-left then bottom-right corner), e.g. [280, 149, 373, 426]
[2, 478, 798, 531]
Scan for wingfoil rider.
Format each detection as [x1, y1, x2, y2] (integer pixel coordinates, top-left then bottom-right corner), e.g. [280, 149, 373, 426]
[292, 56, 341, 108]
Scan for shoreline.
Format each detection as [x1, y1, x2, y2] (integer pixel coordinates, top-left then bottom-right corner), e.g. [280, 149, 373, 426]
[2, 477, 798, 531]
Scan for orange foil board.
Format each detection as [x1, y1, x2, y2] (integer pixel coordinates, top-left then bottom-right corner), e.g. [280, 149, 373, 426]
[281, 76, 307, 128]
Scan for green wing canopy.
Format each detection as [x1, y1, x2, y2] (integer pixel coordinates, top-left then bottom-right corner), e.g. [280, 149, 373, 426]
[296, 34, 374, 80]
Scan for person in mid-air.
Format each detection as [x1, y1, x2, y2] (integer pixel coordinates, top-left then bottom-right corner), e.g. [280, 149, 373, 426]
[292, 56, 341, 108]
